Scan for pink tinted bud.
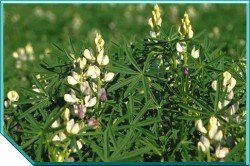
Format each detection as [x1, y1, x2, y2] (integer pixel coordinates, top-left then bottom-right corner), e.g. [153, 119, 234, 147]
[87, 117, 100, 129]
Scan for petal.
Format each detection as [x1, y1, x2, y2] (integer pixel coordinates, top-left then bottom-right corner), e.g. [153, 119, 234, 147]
[71, 123, 80, 134]
[188, 28, 193, 38]
[211, 80, 217, 91]
[104, 72, 115, 82]
[213, 130, 223, 141]
[52, 135, 60, 141]
[67, 76, 78, 85]
[200, 136, 210, 150]
[83, 49, 94, 60]
[64, 94, 77, 103]
[227, 77, 236, 92]
[227, 90, 234, 100]
[63, 108, 70, 121]
[59, 132, 66, 141]
[148, 18, 154, 29]
[66, 119, 74, 133]
[197, 142, 206, 152]
[176, 43, 183, 52]
[51, 119, 60, 128]
[80, 81, 92, 95]
[223, 71, 231, 81]
[85, 96, 97, 107]
[195, 119, 207, 134]
[191, 47, 199, 58]
[215, 147, 229, 159]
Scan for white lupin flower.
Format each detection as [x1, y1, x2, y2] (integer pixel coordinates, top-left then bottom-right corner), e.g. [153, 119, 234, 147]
[195, 119, 207, 134]
[103, 72, 115, 82]
[149, 31, 160, 38]
[52, 135, 60, 141]
[222, 71, 236, 92]
[32, 85, 41, 93]
[84, 95, 97, 107]
[52, 132, 66, 142]
[74, 57, 87, 70]
[67, 72, 81, 85]
[211, 80, 217, 91]
[191, 47, 199, 58]
[80, 81, 92, 95]
[223, 71, 231, 81]
[66, 119, 80, 134]
[229, 102, 239, 115]
[208, 116, 218, 139]
[4, 100, 11, 108]
[97, 53, 109, 66]
[227, 90, 234, 100]
[58, 132, 66, 141]
[198, 136, 210, 152]
[227, 77, 236, 92]
[64, 90, 79, 103]
[218, 100, 230, 110]
[213, 130, 223, 141]
[7, 90, 19, 102]
[83, 49, 95, 61]
[72, 140, 83, 153]
[51, 119, 60, 128]
[86, 65, 101, 79]
[92, 82, 97, 92]
[63, 108, 70, 122]
[215, 146, 229, 159]
[176, 42, 187, 53]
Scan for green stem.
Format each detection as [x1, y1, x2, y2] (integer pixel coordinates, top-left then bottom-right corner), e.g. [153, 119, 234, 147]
[206, 149, 211, 162]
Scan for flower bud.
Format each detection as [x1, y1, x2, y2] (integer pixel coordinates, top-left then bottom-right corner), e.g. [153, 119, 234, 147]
[98, 88, 107, 102]
[66, 119, 80, 134]
[195, 119, 207, 134]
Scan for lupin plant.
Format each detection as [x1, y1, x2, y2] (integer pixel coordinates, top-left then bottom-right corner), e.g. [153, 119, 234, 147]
[4, 4, 245, 162]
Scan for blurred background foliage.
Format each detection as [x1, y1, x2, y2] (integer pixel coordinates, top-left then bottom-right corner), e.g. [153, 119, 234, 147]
[4, 3, 246, 94]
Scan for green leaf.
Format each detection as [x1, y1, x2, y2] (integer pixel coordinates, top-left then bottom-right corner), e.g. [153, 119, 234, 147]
[124, 75, 141, 98]
[91, 142, 105, 161]
[106, 65, 138, 75]
[224, 141, 245, 161]
[108, 75, 139, 92]
[125, 47, 142, 72]
[18, 99, 49, 120]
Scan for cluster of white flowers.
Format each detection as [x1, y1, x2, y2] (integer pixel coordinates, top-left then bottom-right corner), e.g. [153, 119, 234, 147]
[49, 32, 114, 161]
[4, 90, 19, 108]
[196, 116, 229, 160]
[12, 43, 35, 69]
[148, 4, 162, 38]
[211, 71, 242, 123]
[34, 6, 56, 22]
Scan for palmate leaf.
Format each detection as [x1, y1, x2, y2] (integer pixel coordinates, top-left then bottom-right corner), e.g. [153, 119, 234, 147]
[224, 140, 245, 161]
[18, 98, 50, 120]
[124, 46, 142, 73]
[108, 75, 139, 92]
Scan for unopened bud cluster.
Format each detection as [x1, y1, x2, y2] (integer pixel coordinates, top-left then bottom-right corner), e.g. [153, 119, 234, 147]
[148, 4, 162, 38]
